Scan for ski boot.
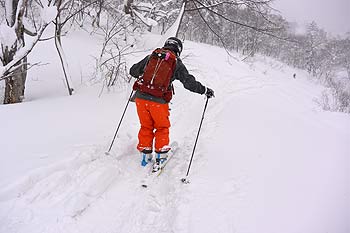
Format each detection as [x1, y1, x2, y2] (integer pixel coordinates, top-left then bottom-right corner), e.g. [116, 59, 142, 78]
[152, 152, 168, 172]
[141, 149, 153, 167]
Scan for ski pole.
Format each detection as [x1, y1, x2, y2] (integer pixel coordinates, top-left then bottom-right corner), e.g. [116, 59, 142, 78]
[181, 97, 209, 183]
[106, 89, 134, 154]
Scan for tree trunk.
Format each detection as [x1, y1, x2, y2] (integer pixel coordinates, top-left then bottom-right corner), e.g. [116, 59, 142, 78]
[2, 0, 28, 104]
[175, 1, 187, 37]
[55, 18, 74, 95]
[2, 45, 27, 104]
[4, 61, 26, 104]
[124, 0, 133, 15]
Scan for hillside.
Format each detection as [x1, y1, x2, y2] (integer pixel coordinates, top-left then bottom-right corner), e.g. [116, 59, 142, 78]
[0, 31, 349, 233]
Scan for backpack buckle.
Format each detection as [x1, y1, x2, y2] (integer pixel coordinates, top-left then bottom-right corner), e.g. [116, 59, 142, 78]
[153, 51, 170, 60]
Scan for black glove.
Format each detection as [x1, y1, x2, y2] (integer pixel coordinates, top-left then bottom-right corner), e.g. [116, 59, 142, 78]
[205, 87, 215, 98]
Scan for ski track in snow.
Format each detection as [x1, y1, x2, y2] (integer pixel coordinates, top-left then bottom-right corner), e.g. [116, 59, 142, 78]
[0, 79, 226, 233]
[0, 133, 200, 233]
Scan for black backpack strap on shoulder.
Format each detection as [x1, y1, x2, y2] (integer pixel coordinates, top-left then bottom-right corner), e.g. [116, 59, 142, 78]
[140, 54, 152, 78]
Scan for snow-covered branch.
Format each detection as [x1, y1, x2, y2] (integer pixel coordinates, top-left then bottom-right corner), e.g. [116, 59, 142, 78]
[133, 10, 158, 28]
[0, 23, 49, 80]
[0, 4, 57, 80]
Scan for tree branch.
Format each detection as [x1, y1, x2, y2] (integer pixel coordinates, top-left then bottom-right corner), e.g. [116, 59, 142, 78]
[0, 22, 51, 79]
[192, 0, 233, 56]
[192, 0, 298, 43]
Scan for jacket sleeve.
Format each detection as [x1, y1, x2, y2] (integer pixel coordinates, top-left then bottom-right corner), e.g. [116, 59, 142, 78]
[129, 55, 149, 78]
[174, 59, 206, 95]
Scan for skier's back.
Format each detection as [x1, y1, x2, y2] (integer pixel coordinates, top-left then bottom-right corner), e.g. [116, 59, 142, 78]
[130, 37, 214, 170]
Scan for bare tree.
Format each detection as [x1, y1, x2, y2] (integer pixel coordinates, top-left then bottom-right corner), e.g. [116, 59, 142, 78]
[52, 0, 103, 96]
[0, 0, 56, 104]
[93, 5, 137, 94]
[176, 0, 288, 56]
[124, 0, 180, 32]
[54, 0, 75, 95]
[338, 35, 350, 79]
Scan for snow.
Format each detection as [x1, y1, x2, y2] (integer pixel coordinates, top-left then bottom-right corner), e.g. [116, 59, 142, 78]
[161, 1, 185, 40]
[133, 10, 158, 27]
[137, 2, 155, 9]
[0, 23, 17, 48]
[41, 6, 58, 24]
[5, 0, 14, 25]
[22, 16, 37, 34]
[0, 31, 349, 233]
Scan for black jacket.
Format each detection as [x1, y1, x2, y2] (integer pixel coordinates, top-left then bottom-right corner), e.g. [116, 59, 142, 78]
[130, 53, 206, 103]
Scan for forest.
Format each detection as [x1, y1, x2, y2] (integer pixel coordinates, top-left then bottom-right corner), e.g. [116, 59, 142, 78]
[1, 0, 349, 112]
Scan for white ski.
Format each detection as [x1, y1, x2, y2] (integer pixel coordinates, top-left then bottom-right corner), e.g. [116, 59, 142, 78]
[141, 141, 178, 188]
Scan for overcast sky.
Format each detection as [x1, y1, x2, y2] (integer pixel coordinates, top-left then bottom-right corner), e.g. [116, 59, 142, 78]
[272, 0, 350, 36]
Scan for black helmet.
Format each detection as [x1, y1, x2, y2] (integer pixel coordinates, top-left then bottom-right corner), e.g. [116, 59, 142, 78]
[164, 37, 183, 56]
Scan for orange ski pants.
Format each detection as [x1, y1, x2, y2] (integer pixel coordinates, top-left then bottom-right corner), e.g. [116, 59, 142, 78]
[135, 98, 170, 153]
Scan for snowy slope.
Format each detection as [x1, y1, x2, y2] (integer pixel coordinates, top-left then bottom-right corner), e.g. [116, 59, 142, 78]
[0, 31, 349, 233]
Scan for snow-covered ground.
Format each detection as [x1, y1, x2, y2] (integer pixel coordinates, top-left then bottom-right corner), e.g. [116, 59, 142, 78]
[0, 30, 349, 233]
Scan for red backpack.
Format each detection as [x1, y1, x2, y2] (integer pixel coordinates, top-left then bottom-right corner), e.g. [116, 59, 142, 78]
[133, 48, 177, 102]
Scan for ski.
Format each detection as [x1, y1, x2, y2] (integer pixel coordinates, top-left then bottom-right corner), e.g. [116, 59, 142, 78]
[141, 142, 178, 188]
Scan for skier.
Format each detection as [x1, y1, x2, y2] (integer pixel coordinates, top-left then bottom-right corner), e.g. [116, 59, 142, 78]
[129, 37, 214, 170]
